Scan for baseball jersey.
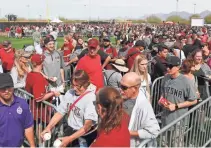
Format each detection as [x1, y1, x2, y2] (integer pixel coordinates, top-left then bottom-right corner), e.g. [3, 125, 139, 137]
[161, 74, 197, 125]
[57, 89, 98, 130]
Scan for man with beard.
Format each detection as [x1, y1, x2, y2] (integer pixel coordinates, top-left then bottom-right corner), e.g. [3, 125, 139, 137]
[101, 36, 118, 69]
[0, 73, 35, 147]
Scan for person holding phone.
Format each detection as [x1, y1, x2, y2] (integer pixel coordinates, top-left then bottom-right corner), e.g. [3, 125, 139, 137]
[160, 56, 198, 146]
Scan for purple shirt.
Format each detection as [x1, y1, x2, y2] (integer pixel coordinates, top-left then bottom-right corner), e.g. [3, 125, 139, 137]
[0, 95, 34, 147]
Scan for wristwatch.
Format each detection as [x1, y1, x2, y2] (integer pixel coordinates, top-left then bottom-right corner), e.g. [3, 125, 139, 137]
[175, 104, 179, 110]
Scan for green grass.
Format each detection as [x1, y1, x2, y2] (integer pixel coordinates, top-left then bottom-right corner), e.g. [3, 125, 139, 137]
[0, 36, 117, 49]
[0, 36, 65, 49]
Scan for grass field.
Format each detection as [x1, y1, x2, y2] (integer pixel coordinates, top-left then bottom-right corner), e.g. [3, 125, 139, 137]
[0, 36, 117, 49]
[0, 36, 65, 49]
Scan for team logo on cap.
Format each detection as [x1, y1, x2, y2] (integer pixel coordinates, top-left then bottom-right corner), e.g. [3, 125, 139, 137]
[17, 106, 23, 114]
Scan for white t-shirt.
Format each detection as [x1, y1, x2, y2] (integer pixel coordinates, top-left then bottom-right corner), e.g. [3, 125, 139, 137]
[140, 73, 151, 100]
[174, 49, 186, 62]
[140, 73, 151, 90]
[57, 89, 98, 130]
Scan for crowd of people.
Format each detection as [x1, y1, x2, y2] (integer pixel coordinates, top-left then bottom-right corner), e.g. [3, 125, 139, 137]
[1, 23, 211, 147]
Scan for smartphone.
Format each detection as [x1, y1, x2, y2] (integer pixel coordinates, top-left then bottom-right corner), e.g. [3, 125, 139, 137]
[158, 97, 169, 106]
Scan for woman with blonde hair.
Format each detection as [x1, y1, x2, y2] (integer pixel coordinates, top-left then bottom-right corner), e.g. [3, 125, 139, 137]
[130, 54, 151, 100]
[10, 49, 32, 89]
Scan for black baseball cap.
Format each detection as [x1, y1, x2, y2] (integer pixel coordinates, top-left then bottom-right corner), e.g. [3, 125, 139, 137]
[44, 35, 55, 45]
[103, 36, 110, 42]
[135, 40, 146, 48]
[0, 73, 14, 89]
[166, 56, 181, 67]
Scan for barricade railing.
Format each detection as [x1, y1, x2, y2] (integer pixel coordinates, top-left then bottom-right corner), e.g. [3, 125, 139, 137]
[151, 76, 211, 117]
[150, 76, 164, 117]
[139, 96, 211, 147]
[14, 88, 61, 147]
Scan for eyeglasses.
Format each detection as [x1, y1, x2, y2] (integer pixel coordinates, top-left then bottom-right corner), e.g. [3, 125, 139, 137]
[120, 83, 140, 90]
[71, 83, 82, 89]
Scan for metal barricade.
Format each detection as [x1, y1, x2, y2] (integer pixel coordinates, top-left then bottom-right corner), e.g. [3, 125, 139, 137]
[14, 88, 61, 147]
[150, 76, 164, 117]
[139, 96, 211, 147]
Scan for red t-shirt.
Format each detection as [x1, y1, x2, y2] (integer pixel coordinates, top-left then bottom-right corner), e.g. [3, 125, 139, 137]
[5, 27, 10, 32]
[0, 48, 15, 71]
[76, 55, 104, 91]
[126, 47, 140, 70]
[16, 27, 22, 34]
[25, 72, 51, 123]
[91, 113, 130, 147]
[25, 72, 49, 100]
[62, 42, 74, 62]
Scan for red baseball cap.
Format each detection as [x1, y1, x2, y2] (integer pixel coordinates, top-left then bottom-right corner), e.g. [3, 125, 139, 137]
[88, 38, 99, 48]
[31, 54, 45, 65]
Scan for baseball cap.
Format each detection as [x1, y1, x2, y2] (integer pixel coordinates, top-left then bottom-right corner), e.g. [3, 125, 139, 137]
[88, 38, 99, 48]
[0, 73, 14, 89]
[44, 35, 55, 45]
[166, 56, 181, 67]
[135, 40, 146, 48]
[103, 36, 110, 42]
[31, 54, 45, 65]
[15, 49, 33, 59]
[2, 40, 11, 47]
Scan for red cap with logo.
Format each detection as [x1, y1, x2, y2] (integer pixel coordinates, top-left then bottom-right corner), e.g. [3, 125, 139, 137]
[88, 38, 99, 48]
[31, 54, 45, 65]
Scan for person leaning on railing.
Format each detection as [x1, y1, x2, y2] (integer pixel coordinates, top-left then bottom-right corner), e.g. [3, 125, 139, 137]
[41, 70, 98, 147]
[25, 54, 60, 124]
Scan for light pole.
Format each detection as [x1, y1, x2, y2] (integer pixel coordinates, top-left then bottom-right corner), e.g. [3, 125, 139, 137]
[194, 4, 196, 14]
[84, 5, 88, 23]
[26, 5, 30, 20]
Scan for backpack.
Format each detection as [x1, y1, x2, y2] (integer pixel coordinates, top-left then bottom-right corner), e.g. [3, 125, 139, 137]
[104, 71, 117, 86]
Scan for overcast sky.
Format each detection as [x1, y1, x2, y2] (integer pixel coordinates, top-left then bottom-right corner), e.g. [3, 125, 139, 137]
[0, 0, 210, 20]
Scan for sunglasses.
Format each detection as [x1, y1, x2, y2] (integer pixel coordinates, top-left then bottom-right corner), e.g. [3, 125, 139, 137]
[0, 87, 13, 92]
[120, 83, 140, 90]
[166, 64, 174, 69]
